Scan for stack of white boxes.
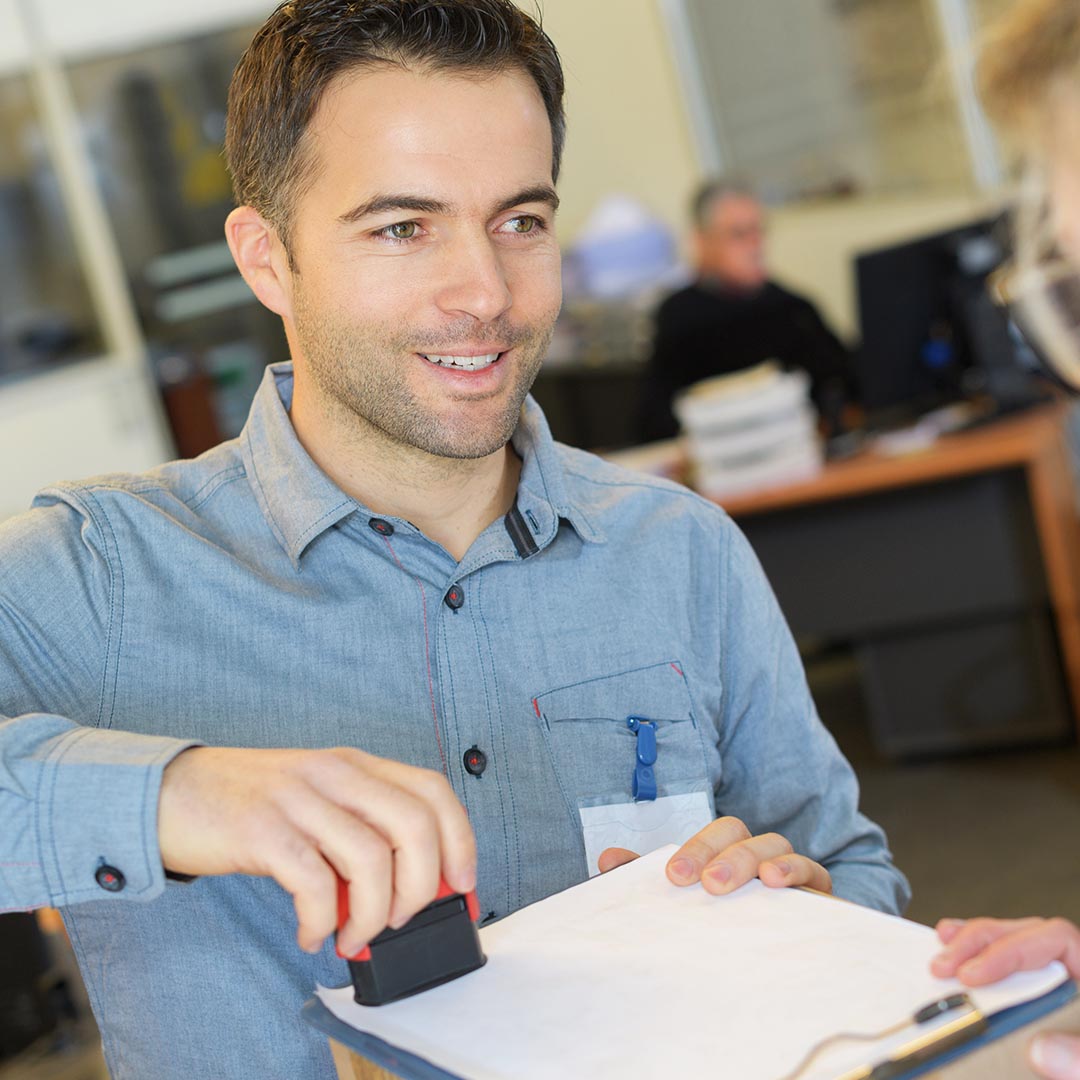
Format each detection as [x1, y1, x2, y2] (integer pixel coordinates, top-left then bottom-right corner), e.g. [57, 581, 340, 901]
[674, 362, 823, 500]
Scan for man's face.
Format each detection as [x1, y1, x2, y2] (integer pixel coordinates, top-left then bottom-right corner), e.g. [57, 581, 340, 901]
[694, 194, 768, 292]
[283, 64, 562, 459]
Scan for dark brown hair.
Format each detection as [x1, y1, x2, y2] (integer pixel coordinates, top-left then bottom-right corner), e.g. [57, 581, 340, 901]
[225, 0, 565, 252]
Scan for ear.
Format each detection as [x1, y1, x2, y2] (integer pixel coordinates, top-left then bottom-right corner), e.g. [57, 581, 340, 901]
[225, 206, 294, 320]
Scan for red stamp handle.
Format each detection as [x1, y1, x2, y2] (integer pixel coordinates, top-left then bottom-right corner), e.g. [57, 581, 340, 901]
[335, 876, 481, 961]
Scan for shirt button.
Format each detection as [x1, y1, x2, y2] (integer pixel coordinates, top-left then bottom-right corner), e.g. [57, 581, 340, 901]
[368, 518, 394, 537]
[95, 865, 126, 893]
[463, 746, 487, 777]
[444, 584, 465, 610]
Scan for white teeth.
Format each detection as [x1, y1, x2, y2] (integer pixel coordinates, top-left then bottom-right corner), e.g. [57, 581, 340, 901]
[422, 353, 500, 370]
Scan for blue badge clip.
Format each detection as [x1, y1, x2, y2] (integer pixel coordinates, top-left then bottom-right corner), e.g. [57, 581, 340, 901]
[627, 716, 657, 802]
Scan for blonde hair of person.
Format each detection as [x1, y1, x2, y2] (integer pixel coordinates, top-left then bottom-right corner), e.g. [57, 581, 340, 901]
[978, 0, 1080, 387]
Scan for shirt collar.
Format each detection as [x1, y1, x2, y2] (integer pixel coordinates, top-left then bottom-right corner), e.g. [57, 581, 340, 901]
[241, 362, 605, 568]
[240, 363, 357, 568]
[512, 398, 606, 548]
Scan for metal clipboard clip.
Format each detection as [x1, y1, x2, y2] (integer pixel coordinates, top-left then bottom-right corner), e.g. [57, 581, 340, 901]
[782, 993, 988, 1080]
[838, 996, 987, 1079]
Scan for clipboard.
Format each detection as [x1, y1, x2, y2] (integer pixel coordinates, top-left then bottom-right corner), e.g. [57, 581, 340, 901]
[302, 980, 1078, 1080]
[299, 849, 1075, 1080]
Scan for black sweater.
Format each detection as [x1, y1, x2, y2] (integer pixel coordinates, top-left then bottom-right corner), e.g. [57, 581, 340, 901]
[638, 280, 851, 441]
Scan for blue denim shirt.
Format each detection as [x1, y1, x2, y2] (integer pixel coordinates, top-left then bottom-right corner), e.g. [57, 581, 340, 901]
[0, 363, 908, 1079]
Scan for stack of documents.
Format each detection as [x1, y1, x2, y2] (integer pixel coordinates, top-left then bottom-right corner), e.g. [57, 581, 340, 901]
[674, 361, 823, 500]
[307, 847, 1071, 1080]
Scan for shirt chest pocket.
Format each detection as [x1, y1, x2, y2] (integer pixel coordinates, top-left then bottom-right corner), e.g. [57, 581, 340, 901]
[534, 660, 712, 820]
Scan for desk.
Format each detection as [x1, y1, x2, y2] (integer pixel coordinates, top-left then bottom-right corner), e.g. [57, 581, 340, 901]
[719, 404, 1080, 755]
[330, 1040, 390, 1080]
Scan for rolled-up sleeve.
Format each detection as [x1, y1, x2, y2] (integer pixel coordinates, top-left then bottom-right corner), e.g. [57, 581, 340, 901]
[1, 714, 199, 909]
[0, 494, 201, 911]
[714, 520, 911, 915]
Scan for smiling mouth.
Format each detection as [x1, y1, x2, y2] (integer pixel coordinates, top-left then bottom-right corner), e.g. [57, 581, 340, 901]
[421, 351, 504, 372]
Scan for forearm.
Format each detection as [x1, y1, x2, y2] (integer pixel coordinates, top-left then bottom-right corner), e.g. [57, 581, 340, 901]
[820, 814, 910, 914]
[715, 524, 910, 916]
[0, 713, 201, 910]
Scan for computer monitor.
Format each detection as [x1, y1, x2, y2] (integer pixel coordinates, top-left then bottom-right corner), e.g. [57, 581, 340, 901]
[854, 215, 1042, 424]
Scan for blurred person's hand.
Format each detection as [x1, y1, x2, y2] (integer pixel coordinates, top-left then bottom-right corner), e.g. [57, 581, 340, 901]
[932, 916, 1080, 1079]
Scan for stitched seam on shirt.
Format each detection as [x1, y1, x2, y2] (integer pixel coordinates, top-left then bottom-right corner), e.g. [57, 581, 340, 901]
[534, 706, 580, 841]
[244, 444, 293, 558]
[532, 660, 685, 703]
[188, 466, 246, 511]
[519, 459, 569, 545]
[40, 726, 94, 902]
[80, 491, 125, 731]
[75, 480, 162, 496]
[467, 576, 512, 914]
[292, 500, 354, 555]
[475, 574, 521, 913]
[459, 546, 518, 577]
[381, 538, 448, 775]
[61, 910, 114, 1074]
[718, 525, 732, 743]
[442, 624, 468, 795]
[561, 468, 728, 528]
[33, 733, 60, 904]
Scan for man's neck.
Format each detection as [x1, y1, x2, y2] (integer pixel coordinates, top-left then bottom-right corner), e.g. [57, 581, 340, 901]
[289, 380, 522, 564]
[698, 273, 767, 299]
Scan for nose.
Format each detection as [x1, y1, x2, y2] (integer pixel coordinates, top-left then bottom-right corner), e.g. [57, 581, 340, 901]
[434, 231, 513, 325]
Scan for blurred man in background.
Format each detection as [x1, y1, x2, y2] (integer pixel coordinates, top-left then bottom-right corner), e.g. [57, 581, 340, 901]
[639, 179, 851, 441]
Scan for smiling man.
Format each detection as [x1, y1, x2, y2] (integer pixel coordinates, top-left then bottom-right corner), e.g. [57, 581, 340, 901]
[0, 3, 907, 1078]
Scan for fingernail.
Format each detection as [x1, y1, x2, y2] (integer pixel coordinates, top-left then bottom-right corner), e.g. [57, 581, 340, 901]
[772, 860, 792, 876]
[930, 951, 950, 969]
[454, 862, 477, 893]
[670, 858, 696, 882]
[705, 862, 733, 887]
[1031, 1033, 1080, 1076]
[957, 959, 982, 981]
[940, 918, 966, 931]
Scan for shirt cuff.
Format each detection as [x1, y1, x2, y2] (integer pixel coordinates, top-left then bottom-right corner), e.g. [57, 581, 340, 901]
[36, 725, 203, 906]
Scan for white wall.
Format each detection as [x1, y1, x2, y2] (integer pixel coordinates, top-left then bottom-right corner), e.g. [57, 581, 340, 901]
[0, 364, 172, 520]
[541, 0, 702, 244]
[768, 190, 1002, 340]
[0, 2, 29, 76]
[31, 0, 275, 60]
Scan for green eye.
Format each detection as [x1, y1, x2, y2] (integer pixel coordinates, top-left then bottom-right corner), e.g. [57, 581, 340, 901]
[510, 217, 536, 234]
[387, 222, 418, 240]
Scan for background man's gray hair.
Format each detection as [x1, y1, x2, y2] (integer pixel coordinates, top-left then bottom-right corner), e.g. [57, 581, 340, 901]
[691, 178, 758, 229]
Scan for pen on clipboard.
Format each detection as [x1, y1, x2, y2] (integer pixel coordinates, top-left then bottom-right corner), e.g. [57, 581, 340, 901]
[780, 993, 987, 1080]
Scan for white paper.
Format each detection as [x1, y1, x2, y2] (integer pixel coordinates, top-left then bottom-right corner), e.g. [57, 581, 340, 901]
[317, 846, 1067, 1080]
[578, 791, 713, 876]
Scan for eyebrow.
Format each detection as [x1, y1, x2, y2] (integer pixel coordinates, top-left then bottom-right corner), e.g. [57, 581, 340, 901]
[337, 184, 560, 225]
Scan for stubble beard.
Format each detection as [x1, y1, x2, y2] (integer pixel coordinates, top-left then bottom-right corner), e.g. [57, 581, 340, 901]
[293, 288, 554, 460]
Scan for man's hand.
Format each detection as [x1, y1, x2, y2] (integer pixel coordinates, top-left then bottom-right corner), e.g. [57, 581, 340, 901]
[931, 916, 1080, 1080]
[597, 815, 832, 895]
[158, 746, 476, 957]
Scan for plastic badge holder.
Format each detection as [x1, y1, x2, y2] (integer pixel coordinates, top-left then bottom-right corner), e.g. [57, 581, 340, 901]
[336, 878, 487, 1006]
